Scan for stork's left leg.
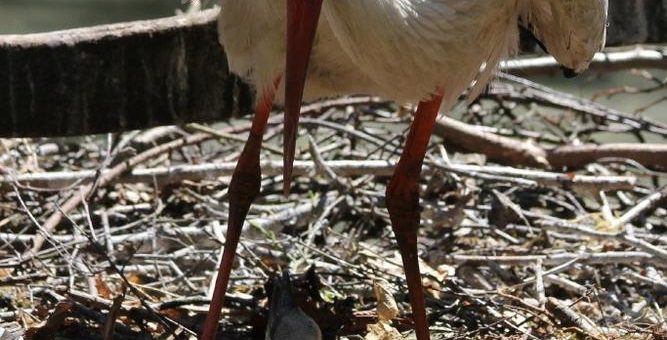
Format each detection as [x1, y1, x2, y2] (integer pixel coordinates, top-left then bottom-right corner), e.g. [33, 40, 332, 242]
[201, 1, 323, 338]
[200, 82, 279, 340]
[386, 94, 443, 340]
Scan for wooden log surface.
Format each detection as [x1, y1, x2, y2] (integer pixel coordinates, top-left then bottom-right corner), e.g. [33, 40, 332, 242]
[1, 1, 667, 138]
[0, 9, 252, 137]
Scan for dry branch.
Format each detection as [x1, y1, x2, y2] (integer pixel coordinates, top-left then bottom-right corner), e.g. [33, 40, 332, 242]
[0, 160, 638, 192]
[547, 144, 667, 171]
[447, 251, 664, 267]
[546, 297, 601, 338]
[501, 46, 667, 77]
[434, 116, 548, 167]
[435, 115, 667, 171]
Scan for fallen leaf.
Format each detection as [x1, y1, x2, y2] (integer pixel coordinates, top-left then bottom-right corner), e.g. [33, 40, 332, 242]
[365, 280, 401, 340]
[95, 274, 114, 300]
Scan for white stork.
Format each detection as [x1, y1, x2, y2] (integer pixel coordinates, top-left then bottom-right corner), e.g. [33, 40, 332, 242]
[203, 1, 608, 339]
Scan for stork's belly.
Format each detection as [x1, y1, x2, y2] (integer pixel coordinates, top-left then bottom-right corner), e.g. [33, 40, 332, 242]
[292, 22, 379, 103]
[320, 0, 520, 106]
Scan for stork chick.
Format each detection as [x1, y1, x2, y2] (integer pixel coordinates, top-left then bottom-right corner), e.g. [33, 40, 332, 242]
[265, 272, 322, 340]
[203, 1, 608, 339]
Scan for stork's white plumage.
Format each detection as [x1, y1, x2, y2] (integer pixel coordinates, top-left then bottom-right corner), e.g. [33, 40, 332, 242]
[219, 0, 607, 108]
[204, 1, 608, 339]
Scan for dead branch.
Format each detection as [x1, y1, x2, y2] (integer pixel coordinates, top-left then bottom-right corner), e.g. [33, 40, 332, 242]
[501, 46, 667, 77]
[548, 144, 667, 171]
[434, 116, 548, 167]
[611, 186, 667, 229]
[435, 116, 667, 171]
[447, 251, 664, 267]
[546, 297, 602, 338]
[0, 160, 637, 192]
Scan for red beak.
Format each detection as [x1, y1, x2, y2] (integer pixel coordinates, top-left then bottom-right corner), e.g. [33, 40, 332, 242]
[283, 0, 323, 195]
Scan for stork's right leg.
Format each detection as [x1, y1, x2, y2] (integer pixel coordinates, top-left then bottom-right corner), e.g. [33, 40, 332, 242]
[201, 81, 279, 340]
[386, 94, 443, 340]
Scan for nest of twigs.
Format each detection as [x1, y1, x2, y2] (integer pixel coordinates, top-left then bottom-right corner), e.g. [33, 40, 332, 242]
[0, 75, 666, 339]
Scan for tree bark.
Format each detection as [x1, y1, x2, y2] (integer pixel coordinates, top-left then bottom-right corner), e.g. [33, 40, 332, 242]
[607, 0, 667, 45]
[0, 9, 252, 137]
[0, 1, 666, 138]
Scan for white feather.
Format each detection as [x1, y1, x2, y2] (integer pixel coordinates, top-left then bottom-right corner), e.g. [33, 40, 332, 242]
[218, 0, 607, 109]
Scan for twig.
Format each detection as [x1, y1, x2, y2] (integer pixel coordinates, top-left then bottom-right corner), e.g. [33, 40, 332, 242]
[102, 292, 126, 340]
[611, 186, 667, 229]
[494, 74, 667, 137]
[501, 46, 667, 76]
[546, 297, 601, 338]
[447, 251, 665, 267]
[24, 131, 212, 256]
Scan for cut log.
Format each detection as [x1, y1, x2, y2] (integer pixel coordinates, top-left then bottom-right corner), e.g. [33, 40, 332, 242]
[0, 9, 252, 137]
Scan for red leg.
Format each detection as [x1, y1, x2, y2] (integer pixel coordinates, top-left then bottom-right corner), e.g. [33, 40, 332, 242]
[201, 81, 279, 340]
[283, 0, 324, 195]
[386, 94, 443, 340]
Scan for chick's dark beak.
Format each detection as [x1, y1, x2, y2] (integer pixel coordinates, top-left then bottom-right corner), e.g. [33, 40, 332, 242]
[561, 67, 579, 79]
[265, 271, 322, 340]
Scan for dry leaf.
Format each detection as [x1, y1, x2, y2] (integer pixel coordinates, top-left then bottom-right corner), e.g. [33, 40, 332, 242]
[95, 274, 114, 300]
[365, 280, 401, 340]
[374, 280, 399, 322]
[366, 322, 402, 340]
